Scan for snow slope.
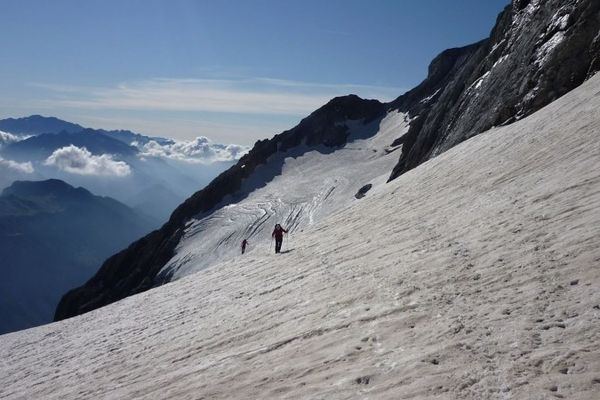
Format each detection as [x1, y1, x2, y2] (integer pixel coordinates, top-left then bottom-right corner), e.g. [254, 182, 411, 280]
[159, 111, 409, 280]
[1, 74, 600, 399]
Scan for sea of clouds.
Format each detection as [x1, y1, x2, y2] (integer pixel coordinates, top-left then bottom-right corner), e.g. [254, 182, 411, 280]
[134, 136, 249, 164]
[0, 157, 34, 174]
[44, 145, 132, 177]
[0, 129, 249, 179]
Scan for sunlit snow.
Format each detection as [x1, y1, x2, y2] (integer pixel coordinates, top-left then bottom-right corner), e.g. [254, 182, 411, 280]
[160, 111, 410, 280]
[1, 71, 599, 400]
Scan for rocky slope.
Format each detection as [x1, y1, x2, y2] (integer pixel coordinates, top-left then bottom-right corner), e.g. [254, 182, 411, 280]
[3, 67, 600, 400]
[56, 0, 600, 320]
[389, 0, 600, 179]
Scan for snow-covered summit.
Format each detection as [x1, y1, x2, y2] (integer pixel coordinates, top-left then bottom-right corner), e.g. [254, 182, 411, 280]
[2, 64, 600, 400]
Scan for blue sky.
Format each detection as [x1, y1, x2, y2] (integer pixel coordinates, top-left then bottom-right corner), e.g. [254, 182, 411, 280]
[0, 0, 509, 144]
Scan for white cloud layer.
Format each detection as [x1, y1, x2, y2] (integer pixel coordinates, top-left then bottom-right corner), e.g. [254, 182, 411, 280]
[135, 136, 249, 164]
[44, 145, 131, 177]
[0, 130, 22, 146]
[32, 78, 404, 116]
[0, 157, 34, 174]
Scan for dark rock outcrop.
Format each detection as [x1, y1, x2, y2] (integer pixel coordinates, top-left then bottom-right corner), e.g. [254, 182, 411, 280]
[54, 95, 385, 321]
[355, 184, 373, 199]
[388, 0, 600, 180]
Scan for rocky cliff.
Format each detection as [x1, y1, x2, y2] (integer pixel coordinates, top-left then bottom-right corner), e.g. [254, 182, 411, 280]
[389, 0, 600, 179]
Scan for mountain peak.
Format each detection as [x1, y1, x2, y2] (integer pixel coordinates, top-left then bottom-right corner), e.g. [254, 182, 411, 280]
[2, 179, 91, 200]
[319, 93, 382, 114]
[0, 115, 84, 136]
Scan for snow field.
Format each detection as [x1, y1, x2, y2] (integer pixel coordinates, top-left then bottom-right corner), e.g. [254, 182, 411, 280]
[1, 74, 600, 399]
[161, 110, 409, 280]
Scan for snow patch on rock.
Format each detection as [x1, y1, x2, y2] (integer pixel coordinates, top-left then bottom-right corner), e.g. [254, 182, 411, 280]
[420, 89, 441, 104]
[492, 54, 510, 70]
[535, 31, 566, 67]
[466, 71, 491, 95]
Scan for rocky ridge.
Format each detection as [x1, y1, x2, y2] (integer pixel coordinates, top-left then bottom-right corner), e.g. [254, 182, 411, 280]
[389, 0, 600, 179]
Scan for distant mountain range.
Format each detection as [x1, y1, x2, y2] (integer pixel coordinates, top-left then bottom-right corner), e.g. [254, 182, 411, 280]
[0, 115, 240, 223]
[0, 115, 83, 136]
[0, 115, 244, 333]
[1, 128, 138, 162]
[0, 179, 157, 334]
[0, 115, 171, 145]
[95, 128, 174, 147]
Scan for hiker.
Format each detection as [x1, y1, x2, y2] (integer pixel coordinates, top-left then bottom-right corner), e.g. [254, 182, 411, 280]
[241, 239, 249, 254]
[271, 224, 288, 254]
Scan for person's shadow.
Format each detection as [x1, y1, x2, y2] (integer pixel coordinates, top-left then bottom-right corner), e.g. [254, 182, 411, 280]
[279, 249, 295, 254]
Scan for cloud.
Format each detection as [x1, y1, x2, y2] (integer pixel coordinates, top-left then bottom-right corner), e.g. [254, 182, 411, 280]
[44, 145, 131, 177]
[31, 77, 404, 116]
[68, 113, 283, 144]
[26, 77, 407, 144]
[0, 130, 23, 146]
[135, 137, 250, 164]
[0, 157, 34, 174]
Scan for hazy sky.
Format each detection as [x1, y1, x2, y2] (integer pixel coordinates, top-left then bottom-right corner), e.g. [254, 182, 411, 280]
[0, 0, 509, 144]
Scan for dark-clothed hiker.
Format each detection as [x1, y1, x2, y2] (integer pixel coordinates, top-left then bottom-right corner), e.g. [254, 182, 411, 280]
[271, 224, 288, 254]
[241, 239, 249, 254]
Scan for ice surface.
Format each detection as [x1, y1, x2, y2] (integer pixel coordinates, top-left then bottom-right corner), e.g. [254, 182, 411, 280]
[1, 74, 600, 399]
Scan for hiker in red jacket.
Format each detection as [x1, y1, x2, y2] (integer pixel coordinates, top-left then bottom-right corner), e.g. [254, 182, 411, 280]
[272, 224, 288, 254]
[241, 239, 249, 254]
